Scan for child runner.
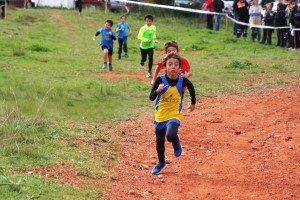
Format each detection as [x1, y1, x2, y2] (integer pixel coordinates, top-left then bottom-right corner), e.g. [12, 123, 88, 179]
[93, 19, 116, 71]
[137, 14, 158, 78]
[116, 15, 131, 59]
[151, 40, 192, 85]
[149, 52, 196, 175]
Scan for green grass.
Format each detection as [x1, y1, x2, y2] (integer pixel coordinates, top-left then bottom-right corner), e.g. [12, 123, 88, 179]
[0, 5, 299, 199]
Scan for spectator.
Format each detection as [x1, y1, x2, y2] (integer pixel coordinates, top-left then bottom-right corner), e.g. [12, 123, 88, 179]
[74, 0, 82, 16]
[289, 0, 300, 50]
[232, 0, 240, 35]
[213, 0, 224, 30]
[263, 3, 275, 45]
[204, 0, 215, 30]
[234, 0, 250, 38]
[275, 2, 288, 47]
[249, 0, 263, 42]
[260, 4, 267, 44]
[0, 0, 6, 19]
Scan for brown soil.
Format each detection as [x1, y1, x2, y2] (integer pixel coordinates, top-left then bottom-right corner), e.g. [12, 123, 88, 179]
[101, 73, 300, 200]
[21, 71, 300, 199]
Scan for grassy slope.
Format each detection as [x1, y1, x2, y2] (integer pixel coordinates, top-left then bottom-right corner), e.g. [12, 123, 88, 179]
[0, 6, 299, 199]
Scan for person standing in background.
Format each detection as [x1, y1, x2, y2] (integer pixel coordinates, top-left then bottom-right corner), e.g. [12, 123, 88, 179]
[275, 2, 288, 47]
[234, 0, 250, 38]
[263, 3, 275, 45]
[204, 0, 215, 30]
[249, 0, 263, 42]
[75, 0, 82, 15]
[213, 0, 224, 30]
[0, 0, 7, 19]
[289, 0, 300, 50]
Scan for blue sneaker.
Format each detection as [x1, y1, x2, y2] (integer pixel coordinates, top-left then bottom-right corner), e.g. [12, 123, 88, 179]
[151, 162, 166, 175]
[173, 141, 182, 157]
[103, 63, 107, 69]
[109, 65, 112, 71]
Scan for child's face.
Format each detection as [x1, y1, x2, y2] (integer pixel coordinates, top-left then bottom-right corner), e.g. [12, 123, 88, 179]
[145, 18, 153, 26]
[166, 58, 180, 76]
[166, 46, 178, 54]
[105, 22, 112, 29]
[120, 16, 126, 23]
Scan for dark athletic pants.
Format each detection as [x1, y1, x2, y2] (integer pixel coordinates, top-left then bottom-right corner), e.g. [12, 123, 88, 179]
[155, 122, 180, 163]
[118, 37, 128, 55]
[140, 48, 154, 73]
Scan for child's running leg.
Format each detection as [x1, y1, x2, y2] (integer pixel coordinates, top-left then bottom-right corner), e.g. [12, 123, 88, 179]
[147, 48, 154, 77]
[155, 128, 166, 163]
[102, 48, 108, 68]
[151, 128, 167, 175]
[140, 48, 147, 66]
[123, 37, 128, 57]
[166, 122, 182, 157]
[118, 38, 123, 59]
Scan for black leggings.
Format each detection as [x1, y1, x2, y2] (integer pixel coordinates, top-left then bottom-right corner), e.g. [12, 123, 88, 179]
[118, 37, 128, 54]
[140, 48, 154, 73]
[155, 122, 179, 163]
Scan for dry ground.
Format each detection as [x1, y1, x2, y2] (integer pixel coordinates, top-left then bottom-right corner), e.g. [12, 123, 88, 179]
[24, 71, 300, 200]
[100, 74, 300, 200]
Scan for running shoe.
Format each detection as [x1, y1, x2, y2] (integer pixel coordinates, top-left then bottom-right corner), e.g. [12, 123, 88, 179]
[173, 141, 182, 157]
[151, 162, 166, 175]
[146, 72, 152, 78]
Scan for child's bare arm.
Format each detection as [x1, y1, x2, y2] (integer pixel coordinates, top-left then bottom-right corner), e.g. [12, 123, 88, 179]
[151, 65, 161, 85]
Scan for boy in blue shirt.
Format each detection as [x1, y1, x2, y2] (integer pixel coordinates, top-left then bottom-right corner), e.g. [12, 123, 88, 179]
[93, 19, 116, 71]
[116, 15, 131, 59]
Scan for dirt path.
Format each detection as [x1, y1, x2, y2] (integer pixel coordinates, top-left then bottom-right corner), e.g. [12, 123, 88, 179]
[22, 70, 300, 199]
[101, 79, 300, 200]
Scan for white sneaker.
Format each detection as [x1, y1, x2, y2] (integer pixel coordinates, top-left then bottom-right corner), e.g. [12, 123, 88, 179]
[146, 73, 152, 78]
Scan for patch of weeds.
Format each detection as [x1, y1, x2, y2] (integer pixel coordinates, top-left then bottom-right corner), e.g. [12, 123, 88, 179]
[269, 63, 283, 69]
[224, 38, 238, 44]
[13, 49, 25, 57]
[225, 60, 261, 69]
[28, 44, 51, 52]
[16, 14, 37, 24]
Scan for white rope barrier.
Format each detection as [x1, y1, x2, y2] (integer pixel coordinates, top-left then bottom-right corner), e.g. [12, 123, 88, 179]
[119, 0, 300, 31]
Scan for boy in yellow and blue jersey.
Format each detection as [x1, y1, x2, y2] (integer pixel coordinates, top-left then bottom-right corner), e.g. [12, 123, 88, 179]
[137, 14, 158, 78]
[149, 53, 196, 175]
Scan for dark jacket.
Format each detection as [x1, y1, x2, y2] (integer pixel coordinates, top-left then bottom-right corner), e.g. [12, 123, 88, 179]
[264, 10, 275, 27]
[213, 0, 224, 13]
[275, 4, 287, 27]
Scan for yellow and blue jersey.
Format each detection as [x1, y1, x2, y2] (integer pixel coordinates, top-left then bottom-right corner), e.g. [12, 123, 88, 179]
[155, 75, 183, 123]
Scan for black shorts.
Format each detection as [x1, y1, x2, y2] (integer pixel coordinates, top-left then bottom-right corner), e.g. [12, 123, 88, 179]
[101, 46, 113, 56]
